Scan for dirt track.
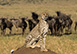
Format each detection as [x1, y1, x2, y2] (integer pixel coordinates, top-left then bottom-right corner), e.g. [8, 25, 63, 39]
[13, 46, 57, 54]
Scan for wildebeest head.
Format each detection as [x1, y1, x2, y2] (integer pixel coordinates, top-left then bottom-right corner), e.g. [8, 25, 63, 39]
[19, 17, 28, 21]
[56, 11, 61, 16]
[66, 14, 71, 20]
[32, 12, 39, 20]
[10, 18, 19, 25]
[0, 18, 8, 22]
[0, 18, 8, 28]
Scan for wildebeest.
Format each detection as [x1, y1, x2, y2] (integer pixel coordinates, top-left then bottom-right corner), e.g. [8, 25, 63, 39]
[52, 16, 63, 35]
[25, 12, 49, 51]
[10, 17, 27, 36]
[0, 18, 7, 35]
[46, 16, 56, 35]
[27, 12, 39, 31]
[56, 11, 73, 34]
[46, 15, 65, 35]
[0, 18, 13, 35]
[75, 21, 77, 33]
[5, 19, 13, 34]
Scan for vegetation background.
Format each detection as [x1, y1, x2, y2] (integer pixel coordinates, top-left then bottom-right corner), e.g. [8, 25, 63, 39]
[0, 0, 77, 54]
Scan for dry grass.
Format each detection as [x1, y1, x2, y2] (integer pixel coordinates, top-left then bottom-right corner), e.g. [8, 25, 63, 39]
[0, 2, 77, 54]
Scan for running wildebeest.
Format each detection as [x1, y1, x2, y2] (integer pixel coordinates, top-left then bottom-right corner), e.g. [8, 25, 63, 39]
[10, 17, 27, 36]
[48, 16, 65, 36]
[52, 16, 63, 35]
[5, 19, 13, 34]
[0, 18, 7, 35]
[56, 11, 73, 34]
[0, 18, 13, 35]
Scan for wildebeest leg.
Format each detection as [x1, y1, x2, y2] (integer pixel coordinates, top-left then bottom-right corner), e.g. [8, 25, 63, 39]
[53, 27, 55, 35]
[67, 25, 72, 34]
[60, 26, 63, 35]
[2, 29, 6, 36]
[29, 27, 32, 31]
[69, 26, 72, 34]
[56, 26, 60, 36]
[75, 25, 77, 33]
[1, 31, 3, 35]
[76, 26, 77, 32]
[65, 27, 68, 34]
[22, 28, 25, 36]
[52, 26, 55, 35]
[54, 25, 57, 35]
[50, 27, 55, 35]
[16, 27, 18, 32]
[49, 28, 53, 35]
[29, 23, 33, 31]
[9, 28, 12, 34]
[58, 28, 61, 35]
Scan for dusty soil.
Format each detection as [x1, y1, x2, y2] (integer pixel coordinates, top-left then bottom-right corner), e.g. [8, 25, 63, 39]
[13, 46, 57, 54]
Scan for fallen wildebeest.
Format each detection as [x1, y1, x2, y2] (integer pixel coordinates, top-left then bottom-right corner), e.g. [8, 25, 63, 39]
[56, 11, 73, 34]
[10, 17, 27, 36]
[25, 12, 49, 51]
[27, 12, 39, 31]
[0, 18, 13, 35]
[75, 21, 77, 33]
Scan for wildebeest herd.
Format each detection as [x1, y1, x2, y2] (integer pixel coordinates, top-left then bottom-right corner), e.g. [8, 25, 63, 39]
[0, 11, 77, 36]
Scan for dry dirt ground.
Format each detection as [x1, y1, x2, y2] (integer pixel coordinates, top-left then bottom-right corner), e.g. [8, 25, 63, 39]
[13, 46, 57, 54]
